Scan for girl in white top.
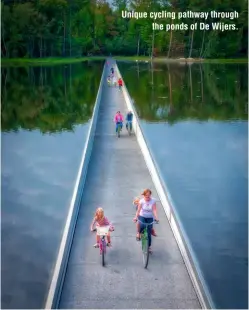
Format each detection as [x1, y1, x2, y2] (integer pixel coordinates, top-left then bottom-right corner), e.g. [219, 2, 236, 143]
[133, 189, 159, 252]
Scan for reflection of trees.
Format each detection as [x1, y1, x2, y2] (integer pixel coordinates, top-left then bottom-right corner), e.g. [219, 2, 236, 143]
[1, 62, 104, 132]
[118, 62, 248, 123]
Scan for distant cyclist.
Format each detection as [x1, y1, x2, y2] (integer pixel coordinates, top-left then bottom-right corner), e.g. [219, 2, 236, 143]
[118, 78, 123, 91]
[113, 111, 124, 133]
[126, 111, 133, 131]
[110, 67, 114, 75]
[113, 75, 117, 87]
[107, 76, 111, 86]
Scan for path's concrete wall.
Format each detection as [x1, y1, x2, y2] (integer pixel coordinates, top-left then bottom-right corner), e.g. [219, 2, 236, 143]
[59, 59, 200, 309]
[45, 62, 106, 309]
[116, 62, 213, 309]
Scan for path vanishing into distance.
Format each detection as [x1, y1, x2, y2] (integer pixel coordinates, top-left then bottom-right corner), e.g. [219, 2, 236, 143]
[58, 61, 201, 309]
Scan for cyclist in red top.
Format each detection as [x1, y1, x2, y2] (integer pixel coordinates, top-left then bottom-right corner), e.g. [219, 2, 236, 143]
[118, 78, 123, 90]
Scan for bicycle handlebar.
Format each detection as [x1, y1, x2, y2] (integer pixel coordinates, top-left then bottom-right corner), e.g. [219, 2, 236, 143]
[91, 223, 115, 233]
[134, 219, 159, 225]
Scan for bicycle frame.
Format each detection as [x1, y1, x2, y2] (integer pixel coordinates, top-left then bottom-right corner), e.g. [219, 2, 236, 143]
[99, 236, 107, 253]
[135, 219, 158, 268]
[116, 122, 122, 137]
[126, 121, 132, 134]
[96, 226, 110, 266]
[137, 219, 155, 247]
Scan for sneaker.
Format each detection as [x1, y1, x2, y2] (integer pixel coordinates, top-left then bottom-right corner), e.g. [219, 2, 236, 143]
[107, 243, 112, 247]
[93, 243, 99, 248]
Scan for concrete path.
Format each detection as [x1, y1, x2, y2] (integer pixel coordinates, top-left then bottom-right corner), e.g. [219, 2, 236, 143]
[59, 62, 201, 309]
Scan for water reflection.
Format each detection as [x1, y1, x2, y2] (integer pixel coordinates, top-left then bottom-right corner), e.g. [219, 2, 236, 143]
[1, 62, 103, 309]
[119, 62, 247, 122]
[119, 62, 248, 309]
[1, 62, 103, 132]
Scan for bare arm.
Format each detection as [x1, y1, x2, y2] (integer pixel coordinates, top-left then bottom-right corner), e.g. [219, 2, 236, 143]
[90, 218, 96, 231]
[135, 203, 142, 219]
[152, 203, 159, 221]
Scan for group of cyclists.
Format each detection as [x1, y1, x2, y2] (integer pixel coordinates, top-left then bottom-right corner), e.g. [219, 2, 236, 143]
[91, 189, 159, 253]
[113, 110, 133, 134]
[90, 62, 159, 253]
[108, 65, 133, 135]
[107, 66, 123, 90]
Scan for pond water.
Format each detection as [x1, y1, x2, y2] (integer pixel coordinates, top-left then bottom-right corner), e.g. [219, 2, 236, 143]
[119, 61, 248, 309]
[1, 62, 104, 309]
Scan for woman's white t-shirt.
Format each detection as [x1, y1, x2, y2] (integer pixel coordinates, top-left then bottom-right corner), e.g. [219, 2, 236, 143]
[139, 197, 156, 218]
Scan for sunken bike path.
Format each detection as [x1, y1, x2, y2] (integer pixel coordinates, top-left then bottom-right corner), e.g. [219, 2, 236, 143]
[59, 62, 200, 309]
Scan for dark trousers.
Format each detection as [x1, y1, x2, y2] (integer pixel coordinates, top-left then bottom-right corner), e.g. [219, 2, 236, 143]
[115, 121, 123, 132]
[138, 216, 153, 247]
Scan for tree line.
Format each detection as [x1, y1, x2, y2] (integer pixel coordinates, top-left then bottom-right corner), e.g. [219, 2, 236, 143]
[1, 0, 248, 59]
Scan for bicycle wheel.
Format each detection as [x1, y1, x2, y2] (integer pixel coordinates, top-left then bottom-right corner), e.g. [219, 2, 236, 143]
[100, 238, 106, 266]
[117, 124, 121, 138]
[141, 230, 149, 268]
[128, 123, 132, 135]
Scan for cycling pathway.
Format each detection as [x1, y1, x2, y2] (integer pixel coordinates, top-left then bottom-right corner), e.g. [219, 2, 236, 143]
[59, 61, 201, 309]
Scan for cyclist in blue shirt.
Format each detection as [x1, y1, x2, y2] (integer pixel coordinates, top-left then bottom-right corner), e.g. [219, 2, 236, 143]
[126, 111, 133, 131]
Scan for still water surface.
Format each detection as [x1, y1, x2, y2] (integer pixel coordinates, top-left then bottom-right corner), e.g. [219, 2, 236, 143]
[1, 62, 103, 309]
[119, 61, 248, 309]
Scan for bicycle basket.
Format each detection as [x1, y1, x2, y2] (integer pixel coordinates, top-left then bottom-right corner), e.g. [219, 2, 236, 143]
[96, 226, 110, 236]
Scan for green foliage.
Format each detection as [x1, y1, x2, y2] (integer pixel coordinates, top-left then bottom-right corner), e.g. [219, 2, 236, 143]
[1, 0, 248, 58]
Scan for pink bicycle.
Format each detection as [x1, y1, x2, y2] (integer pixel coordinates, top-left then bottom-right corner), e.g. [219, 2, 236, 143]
[92, 225, 114, 266]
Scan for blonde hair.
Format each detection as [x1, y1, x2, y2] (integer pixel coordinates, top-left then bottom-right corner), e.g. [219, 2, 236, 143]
[95, 207, 104, 221]
[133, 197, 140, 205]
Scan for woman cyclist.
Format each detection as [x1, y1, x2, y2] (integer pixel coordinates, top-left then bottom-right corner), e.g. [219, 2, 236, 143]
[133, 189, 159, 253]
[113, 111, 124, 133]
[133, 196, 157, 236]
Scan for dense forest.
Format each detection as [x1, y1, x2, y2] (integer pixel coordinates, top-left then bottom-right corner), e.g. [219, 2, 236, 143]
[1, 0, 248, 59]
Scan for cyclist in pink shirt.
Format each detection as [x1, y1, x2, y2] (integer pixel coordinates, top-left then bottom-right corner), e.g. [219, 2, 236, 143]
[113, 111, 124, 133]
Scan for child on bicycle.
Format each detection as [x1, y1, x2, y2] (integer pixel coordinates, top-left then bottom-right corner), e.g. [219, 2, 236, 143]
[133, 196, 157, 237]
[107, 76, 111, 86]
[90, 207, 114, 247]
